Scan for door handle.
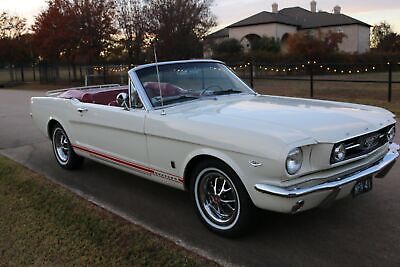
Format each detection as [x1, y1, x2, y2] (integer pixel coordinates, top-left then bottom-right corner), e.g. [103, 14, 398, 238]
[77, 107, 88, 113]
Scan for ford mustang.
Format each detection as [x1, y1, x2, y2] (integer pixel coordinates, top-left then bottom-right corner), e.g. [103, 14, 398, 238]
[30, 60, 399, 236]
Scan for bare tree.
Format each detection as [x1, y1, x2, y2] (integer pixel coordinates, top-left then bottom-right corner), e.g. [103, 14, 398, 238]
[115, 0, 149, 65]
[0, 12, 27, 39]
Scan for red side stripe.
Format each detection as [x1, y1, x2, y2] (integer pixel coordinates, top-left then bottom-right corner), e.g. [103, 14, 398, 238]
[72, 144, 154, 174]
[72, 144, 184, 184]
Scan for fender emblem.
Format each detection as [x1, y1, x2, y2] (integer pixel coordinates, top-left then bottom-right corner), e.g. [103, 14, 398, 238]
[249, 160, 263, 167]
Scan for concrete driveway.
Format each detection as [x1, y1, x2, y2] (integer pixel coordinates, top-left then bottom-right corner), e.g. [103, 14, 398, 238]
[1, 88, 400, 267]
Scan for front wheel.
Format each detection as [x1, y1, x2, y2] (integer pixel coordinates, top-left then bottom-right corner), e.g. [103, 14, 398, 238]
[190, 159, 255, 237]
[51, 124, 83, 170]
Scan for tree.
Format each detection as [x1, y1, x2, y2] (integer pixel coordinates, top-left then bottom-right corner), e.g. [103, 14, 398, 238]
[0, 12, 27, 39]
[32, 0, 78, 63]
[146, 0, 216, 60]
[286, 31, 346, 59]
[72, 0, 116, 63]
[0, 12, 31, 67]
[377, 32, 400, 52]
[115, 0, 150, 65]
[371, 22, 392, 49]
[32, 0, 116, 65]
[212, 38, 242, 55]
[251, 37, 280, 53]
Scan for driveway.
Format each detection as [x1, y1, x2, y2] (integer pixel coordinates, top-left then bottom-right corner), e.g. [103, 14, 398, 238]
[1, 88, 399, 267]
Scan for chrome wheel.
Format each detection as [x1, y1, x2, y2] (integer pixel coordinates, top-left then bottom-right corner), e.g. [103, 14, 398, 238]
[53, 128, 70, 164]
[195, 168, 240, 230]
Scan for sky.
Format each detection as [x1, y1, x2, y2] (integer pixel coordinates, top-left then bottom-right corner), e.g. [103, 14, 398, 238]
[1, 0, 400, 32]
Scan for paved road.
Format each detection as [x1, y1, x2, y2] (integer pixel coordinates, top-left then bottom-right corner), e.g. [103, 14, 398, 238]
[1, 88, 400, 267]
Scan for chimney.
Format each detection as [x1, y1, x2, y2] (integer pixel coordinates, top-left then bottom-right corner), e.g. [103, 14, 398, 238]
[310, 1, 317, 12]
[333, 5, 341, 14]
[272, 3, 278, 13]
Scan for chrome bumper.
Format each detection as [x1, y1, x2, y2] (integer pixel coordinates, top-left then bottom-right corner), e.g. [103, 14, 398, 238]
[255, 143, 399, 198]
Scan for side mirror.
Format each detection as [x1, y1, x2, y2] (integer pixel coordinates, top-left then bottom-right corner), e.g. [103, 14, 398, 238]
[116, 92, 129, 110]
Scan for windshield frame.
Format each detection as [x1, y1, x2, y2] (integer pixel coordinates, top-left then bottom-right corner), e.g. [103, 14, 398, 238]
[128, 60, 256, 111]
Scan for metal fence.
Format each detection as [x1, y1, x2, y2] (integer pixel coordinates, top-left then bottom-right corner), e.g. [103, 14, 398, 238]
[228, 61, 400, 102]
[1, 61, 399, 103]
[0, 63, 130, 87]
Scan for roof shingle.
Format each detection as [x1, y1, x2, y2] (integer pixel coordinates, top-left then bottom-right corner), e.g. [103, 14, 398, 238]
[226, 7, 370, 29]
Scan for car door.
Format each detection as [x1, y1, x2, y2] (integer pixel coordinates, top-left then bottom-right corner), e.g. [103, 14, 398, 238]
[69, 93, 149, 175]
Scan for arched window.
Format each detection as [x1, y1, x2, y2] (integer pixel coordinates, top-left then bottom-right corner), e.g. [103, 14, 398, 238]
[240, 34, 261, 52]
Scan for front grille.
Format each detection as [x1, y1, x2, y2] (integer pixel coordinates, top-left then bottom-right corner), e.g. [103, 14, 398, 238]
[330, 124, 394, 164]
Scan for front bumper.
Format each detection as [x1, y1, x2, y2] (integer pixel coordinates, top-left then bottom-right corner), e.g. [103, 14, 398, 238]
[254, 143, 399, 213]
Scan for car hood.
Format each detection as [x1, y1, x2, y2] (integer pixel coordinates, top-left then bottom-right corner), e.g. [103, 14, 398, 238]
[165, 94, 396, 144]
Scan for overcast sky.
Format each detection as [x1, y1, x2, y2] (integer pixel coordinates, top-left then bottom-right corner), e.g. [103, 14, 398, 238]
[1, 0, 400, 32]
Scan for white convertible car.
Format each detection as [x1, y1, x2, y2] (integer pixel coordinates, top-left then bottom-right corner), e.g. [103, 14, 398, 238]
[31, 60, 399, 236]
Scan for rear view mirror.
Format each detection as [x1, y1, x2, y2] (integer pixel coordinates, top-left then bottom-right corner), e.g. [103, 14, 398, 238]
[116, 93, 129, 110]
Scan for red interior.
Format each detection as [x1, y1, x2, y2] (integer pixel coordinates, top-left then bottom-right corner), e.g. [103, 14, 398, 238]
[58, 86, 128, 106]
[143, 82, 187, 98]
[58, 82, 187, 106]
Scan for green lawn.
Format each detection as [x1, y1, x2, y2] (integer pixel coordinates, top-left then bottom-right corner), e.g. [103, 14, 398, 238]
[0, 156, 217, 266]
[237, 72, 400, 116]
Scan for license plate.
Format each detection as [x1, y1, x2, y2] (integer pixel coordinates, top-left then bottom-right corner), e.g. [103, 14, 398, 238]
[352, 176, 373, 197]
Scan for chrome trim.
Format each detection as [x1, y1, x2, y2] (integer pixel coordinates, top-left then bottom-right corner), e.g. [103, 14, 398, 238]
[249, 160, 263, 167]
[333, 123, 395, 144]
[224, 63, 257, 94]
[330, 142, 387, 168]
[345, 143, 360, 150]
[127, 60, 257, 112]
[128, 70, 153, 111]
[131, 59, 224, 72]
[77, 107, 88, 113]
[127, 78, 132, 109]
[255, 143, 399, 198]
[47, 84, 120, 96]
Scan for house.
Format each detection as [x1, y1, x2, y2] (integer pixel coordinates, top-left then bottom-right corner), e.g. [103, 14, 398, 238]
[205, 1, 371, 56]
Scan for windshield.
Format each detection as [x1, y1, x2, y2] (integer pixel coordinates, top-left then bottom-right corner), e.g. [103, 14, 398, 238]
[135, 62, 253, 108]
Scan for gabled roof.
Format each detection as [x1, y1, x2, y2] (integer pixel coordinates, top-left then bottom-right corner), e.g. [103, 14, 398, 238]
[206, 28, 229, 39]
[226, 7, 370, 30]
[279, 7, 371, 29]
[228, 11, 299, 28]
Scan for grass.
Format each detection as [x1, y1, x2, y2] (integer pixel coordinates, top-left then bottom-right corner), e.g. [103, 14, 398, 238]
[243, 72, 400, 116]
[0, 156, 217, 266]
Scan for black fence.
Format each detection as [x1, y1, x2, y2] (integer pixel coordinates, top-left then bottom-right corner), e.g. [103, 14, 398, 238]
[228, 61, 400, 102]
[1, 61, 399, 103]
[0, 63, 130, 87]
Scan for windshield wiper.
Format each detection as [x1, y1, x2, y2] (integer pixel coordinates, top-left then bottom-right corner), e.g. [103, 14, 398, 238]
[157, 95, 199, 106]
[208, 89, 243, 96]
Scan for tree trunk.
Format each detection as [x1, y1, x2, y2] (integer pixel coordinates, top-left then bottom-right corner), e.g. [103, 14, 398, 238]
[72, 63, 77, 81]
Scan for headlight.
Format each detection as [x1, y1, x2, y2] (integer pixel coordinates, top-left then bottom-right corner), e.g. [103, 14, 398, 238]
[286, 148, 303, 175]
[387, 126, 395, 143]
[332, 143, 346, 163]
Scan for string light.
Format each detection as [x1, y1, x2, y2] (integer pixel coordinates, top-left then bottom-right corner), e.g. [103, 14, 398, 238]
[232, 62, 382, 75]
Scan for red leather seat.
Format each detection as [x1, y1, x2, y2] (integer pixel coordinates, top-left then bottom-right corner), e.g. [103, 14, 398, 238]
[58, 86, 128, 106]
[143, 82, 187, 98]
[91, 89, 127, 105]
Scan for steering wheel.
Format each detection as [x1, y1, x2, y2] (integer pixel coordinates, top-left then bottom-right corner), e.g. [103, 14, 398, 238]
[200, 85, 224, 96]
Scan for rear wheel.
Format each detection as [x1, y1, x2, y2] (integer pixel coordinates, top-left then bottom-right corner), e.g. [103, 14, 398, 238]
[190, 159, 254, 237]
[51, 124, 83, 170]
